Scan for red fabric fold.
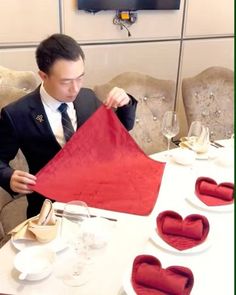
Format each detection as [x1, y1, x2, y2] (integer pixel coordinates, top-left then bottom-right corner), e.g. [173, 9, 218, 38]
[162, 216, 203, 240]
[195, 177, 234, 206]
[30, 105, 165, 216]
[132, 255, 194, 295]
[156, 210, 209, 251]
[199, 181, 233, 201]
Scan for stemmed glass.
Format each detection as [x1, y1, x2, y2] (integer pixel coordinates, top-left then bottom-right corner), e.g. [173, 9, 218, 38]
[60, 200, 91, 287]
[161, 111, 179, 156]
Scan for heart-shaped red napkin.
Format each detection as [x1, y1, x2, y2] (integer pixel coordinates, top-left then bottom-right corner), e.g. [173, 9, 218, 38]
[132, 255, 194, 295]
[195, 177, 234, 206]
[156, 210, 209, 251]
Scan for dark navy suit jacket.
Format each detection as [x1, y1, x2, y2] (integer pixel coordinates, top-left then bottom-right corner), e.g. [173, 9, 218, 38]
[0, 86, 137, 217]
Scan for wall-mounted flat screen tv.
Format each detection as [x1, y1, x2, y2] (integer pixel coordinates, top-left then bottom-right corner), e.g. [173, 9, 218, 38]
[78, 1, 181, 12]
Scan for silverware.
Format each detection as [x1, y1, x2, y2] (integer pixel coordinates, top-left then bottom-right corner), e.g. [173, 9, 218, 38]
[54, 209, 117, 222]
[211, 141, 224, 148]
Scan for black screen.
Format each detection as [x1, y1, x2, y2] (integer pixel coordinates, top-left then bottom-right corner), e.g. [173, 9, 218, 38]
[78, 0, 181, 11]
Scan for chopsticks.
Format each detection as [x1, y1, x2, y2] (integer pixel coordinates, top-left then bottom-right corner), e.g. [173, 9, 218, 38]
[210, 141, 224, 148]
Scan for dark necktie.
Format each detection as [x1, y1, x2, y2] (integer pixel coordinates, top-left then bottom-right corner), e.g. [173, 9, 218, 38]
[58, 103, 75, 142]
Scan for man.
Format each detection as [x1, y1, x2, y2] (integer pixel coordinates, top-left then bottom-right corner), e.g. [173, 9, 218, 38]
[0, 33, 137, 218]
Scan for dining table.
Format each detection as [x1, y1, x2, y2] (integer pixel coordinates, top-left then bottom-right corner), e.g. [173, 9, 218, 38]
[0, 139, 234, 295]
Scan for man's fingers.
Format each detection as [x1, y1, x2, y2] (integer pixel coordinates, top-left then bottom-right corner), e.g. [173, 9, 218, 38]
[105, 87, 129, 109]
[14, 171, 37, 181]
[10, 170, 36, 194]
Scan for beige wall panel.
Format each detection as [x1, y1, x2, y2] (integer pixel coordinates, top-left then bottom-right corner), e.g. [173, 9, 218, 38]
[180, 38, 234, 77]
[176, 38, 234, 137]
[184, 0, 234, 37]
[81, 41, 180, 88]
[0, 0, 60, 44]
[62, 0, 184, 41]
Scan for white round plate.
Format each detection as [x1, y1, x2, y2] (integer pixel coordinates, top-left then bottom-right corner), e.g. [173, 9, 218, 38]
[186, 194, 234, 213]
[122, 268, 136, 295]
[195, 148, 218, 160]
[11, 235, 67, 253]
[171, 149, 196, 166]
[149, 229, 211, 255]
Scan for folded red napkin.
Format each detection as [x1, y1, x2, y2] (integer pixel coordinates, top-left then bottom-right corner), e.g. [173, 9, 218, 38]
[157, 210, 209, 250]
[30, 105, 165, 216]
[132, 255, 194, 295]
[195, 177, 234, 206]
[162, 216, 203, 240]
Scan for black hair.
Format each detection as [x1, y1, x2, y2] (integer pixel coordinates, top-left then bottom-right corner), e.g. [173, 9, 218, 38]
[36, 34, 85, 74]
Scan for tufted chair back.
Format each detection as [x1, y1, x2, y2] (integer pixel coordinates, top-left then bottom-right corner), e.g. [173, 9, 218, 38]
[0, 66, 38, 245]
[182, 67, 234, 141]
[94, 72, 176, 154]
[0, 65, 37, 91]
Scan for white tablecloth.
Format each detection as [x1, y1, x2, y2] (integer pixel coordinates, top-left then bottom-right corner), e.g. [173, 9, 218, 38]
[0, 140, 234, 295]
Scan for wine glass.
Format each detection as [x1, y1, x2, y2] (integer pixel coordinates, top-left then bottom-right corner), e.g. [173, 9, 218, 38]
[60, 200, 91, 287]
[161, 111, 179, 156]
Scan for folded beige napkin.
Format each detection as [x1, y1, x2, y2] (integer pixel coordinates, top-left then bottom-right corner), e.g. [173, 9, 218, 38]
[180, 126, 209, 153]
[10, 199, 58, 243]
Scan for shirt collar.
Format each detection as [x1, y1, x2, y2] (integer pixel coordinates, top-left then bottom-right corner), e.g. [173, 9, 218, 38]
[40, 84, 74, 111]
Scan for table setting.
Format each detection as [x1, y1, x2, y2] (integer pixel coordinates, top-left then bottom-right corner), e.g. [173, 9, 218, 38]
[0, 108, 234, 295]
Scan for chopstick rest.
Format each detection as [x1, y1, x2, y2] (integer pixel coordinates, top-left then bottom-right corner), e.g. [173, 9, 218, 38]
[195, 177, 234, 206]
[156, 210, 209, 250]
[132, 255, 194, 295]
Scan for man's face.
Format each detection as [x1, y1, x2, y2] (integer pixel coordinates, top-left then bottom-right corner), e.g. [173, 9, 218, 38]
[39, 57, 85, 102]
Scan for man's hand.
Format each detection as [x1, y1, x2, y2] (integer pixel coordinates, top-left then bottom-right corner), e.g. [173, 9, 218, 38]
[104, 87, 130, 109]
[10, 170, 37, 194]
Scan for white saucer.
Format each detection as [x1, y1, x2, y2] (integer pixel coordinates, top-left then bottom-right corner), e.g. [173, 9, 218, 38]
[186, 194, 234, 213]
[149, 229, 211, 255]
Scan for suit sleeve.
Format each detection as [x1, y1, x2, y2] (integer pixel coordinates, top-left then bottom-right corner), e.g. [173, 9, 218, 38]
[115, 94, 137, 131]
[0, 108, 19, 194]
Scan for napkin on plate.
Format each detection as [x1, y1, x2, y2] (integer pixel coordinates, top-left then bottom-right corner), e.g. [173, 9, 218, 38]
[156, 210, 210, 251]
[180, 126, 209, 154]
[162, 216, 203, 240]
[10, 199, 58, 243]
[132, 255, 194, 295]
[195, 177, 234, 206]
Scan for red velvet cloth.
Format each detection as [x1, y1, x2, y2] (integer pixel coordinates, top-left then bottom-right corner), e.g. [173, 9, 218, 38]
[156, 211, 209, 251]
[30, 105, 165, 215]
[195, 177, 234, 206]
[132, 255, 194, 295]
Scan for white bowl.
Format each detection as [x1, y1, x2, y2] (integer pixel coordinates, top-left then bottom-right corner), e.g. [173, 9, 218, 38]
[172, 148, 196, 165]
[14, 246, 56, 281]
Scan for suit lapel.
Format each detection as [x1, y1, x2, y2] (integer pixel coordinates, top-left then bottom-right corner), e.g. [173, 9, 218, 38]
[28, 88, 61, 148]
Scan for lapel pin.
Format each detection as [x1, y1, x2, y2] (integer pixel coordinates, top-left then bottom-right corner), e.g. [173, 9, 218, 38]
[36, 114, 44, 123]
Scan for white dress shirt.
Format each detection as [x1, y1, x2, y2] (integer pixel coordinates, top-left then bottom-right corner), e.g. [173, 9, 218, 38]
[40, 84, 77, 147]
